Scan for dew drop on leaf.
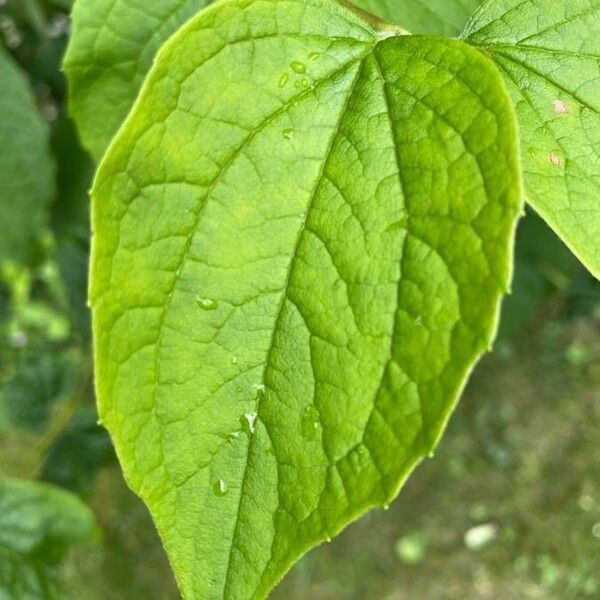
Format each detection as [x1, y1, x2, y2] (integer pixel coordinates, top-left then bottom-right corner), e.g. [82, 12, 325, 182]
[308, 52, 320, 61]
[300, 406, 320, 440]
[214, 479, 228, 496]
[290, 61, 306, 74]
[241, 412, 258, 434]
[385, 212, 408, 232]
[278, 72, 289, 88]
[253, 383, 266, 400]
[196, 296, 218, 310]
[282, 128, 293, 140]
[548, 152, 562, 167]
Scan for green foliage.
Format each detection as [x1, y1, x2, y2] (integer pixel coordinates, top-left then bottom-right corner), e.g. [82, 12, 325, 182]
[90, 0, 524, 596]
[64, 0, 214, 160]
[0, 0, 598, 597]
[0, 45, 55, 266]
[0, 477, 98, 599]
[352, 0, 482, 36]
[462, 0, 600, 279]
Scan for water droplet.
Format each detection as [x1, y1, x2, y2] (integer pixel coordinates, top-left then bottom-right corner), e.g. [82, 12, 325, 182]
[428, 451, 435, 459]
[278, 72, 289, 88]
[300, 406, 320, 440]
[383, 504, 390, 511]
[282, 128, 294, 140]
[548, 152, 562, 167]
[214, 478, 228, 496]
[326, 535, 332, 543]
[291, 61, 306, 74]
[553, 99, 570, 115]
[308, 52, 320, 61]
[231, 356, 238, 365]
[229, 431, 241, 441]
[385, 212, 408, 232]
[299, 77, 310, 89]
[241, 412, 258, 434]
[196, 296, 218, 310]
[253, 383, 266, 400]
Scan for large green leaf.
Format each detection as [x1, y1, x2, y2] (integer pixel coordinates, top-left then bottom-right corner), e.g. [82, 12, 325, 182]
[64, 0, 215, 161]
[463, 0, 600, 279]
[0, 46, 55, 266]
[91, 0, 522, 596]
[0, 477, 98, 599]
[352, 0, 482, 36]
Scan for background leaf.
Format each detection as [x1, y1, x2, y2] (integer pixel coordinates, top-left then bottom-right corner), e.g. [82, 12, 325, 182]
[64, 0, 215, 160]
[0, 477, 98, 599]
[91, 0, 522, 596]
[352, 0, 482, 36]
[0, 44, 55, 266]
[463, 0, 600, 279]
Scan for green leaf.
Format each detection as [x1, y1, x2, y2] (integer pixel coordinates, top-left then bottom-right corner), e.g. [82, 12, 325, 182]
[90, 0, 522, 596]
[463, 0, 600, 279]
[0, 46, 55, 266]
[0, 477, 98, 599]
[64, 0, 215, 161]
[352, 0, 482, 36]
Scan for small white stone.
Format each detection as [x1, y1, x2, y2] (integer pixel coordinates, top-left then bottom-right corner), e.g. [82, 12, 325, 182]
[464, 523, 498, 550]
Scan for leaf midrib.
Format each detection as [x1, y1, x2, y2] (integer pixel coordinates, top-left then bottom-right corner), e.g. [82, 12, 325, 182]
[220, 54, 373, 599]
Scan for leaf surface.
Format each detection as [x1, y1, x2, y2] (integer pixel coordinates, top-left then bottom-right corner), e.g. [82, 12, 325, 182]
[64, 0, 214, 160]
[464, 0, 600, 278]
[0, 46, 55, 266]
[91, 0, 522, 597]
[352, 0, 482, 36]
[0, 477, 98, 599]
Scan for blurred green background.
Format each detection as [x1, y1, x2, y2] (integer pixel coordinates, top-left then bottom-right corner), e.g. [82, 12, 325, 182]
[0, 1, 598, 598]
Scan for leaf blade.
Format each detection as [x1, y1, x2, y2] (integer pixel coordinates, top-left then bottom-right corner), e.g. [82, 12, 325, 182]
[0, 46, 55, 266]
[64, 0, 215, 160]
[464, 0, 600, 278]
[91, 0, 523, 597]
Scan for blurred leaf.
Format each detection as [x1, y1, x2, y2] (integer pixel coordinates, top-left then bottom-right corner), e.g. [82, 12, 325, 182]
[0, 348, 78, 433]
[64, 0, 215, 161]
[41, 405, 115, 495]
[0, 477, 98, 599]
[51, 116, 94, 342]
[0, 546, 53, 600]
[0, 44, 55, 266]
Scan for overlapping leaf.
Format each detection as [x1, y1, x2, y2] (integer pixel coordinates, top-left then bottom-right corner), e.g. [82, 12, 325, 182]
[90, 0, 522, 596]
[64, 0, 214, 160]
[353, 0, 482, 36]
[463, 0, 600, 278]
